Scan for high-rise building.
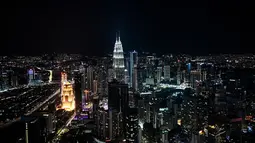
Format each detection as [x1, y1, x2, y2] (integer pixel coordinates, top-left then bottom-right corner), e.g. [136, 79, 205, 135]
[87, 66, 94, 90]
[74, 71, 82, 113]
[108, 80, 129, 139]
[164, 65, 171, 81]
[108, 108, 122, 140]
[138, 99, 145, 125]
[130, 51, 138, 88]
[112, 34, 125, 83]
[190, 70, 201, 88]
[108, 68, 115, 82]
[96, 107, 109, 140]
[126, 108, 138, 143]
[61, 72, 75, 111]
[132, 65, 138, 91]
[157, 67, 162, 83]
[93, 80, 98, 94]
[124, 69, 129, 84]
[177, 62, 181, 85]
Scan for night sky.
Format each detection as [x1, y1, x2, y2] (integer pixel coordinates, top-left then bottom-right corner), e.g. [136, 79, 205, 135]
[7, 0, 254, 56]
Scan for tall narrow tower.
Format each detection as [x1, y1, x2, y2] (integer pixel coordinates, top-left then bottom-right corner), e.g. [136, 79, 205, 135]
[130, 50, 138, 90]
[113, 33, 125, 82]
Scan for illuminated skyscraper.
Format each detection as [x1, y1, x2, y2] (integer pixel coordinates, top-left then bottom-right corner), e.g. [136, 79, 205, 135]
[61, 72, 75, 111]
[113, 34, 125, 82]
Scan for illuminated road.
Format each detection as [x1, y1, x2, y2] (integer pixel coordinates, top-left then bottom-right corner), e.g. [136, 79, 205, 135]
[0, 85, 28, 93]
[52, 112, 76, 142]
[0, 88, 60, 128]
[25, 88, 60, 116]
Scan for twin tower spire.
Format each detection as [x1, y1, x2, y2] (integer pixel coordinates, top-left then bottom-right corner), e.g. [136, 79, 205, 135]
[116, 31, 121, 42]
[113, 31, 125, 82]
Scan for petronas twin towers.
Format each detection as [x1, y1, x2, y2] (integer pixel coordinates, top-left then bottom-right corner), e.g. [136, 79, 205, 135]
[112, 33, 125, 82]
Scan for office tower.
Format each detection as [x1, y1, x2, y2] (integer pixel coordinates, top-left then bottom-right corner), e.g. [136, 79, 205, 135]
[93, 80, 98, 94]
[87, 66, 94, 90]
[126, 108, 138, 143]
[130, 51, 138, 88]
[164, 65, 171, 81]
[128, 90, 135, 108]
[202, 71, 207, 81]
[177, 62, 181, 85]
[98, 68, 107, 97]
[146, 104, 151, 123]
[80, 65, 87, 91]
[157, 67, 162, 83]
[132, 65, 138, 90]
[190, 70, 201, 88]
[108, 108, 122, 140]
[138, 126, 142, 143]
[108, 80, 129, 139]
[138, 99, 145, 125]
[74, 71, 82, 113]
[124, 69, 129, 84]
[113, 34, 125, 82]
[108, 68, 115, 82]
[96, 107, 109, 140]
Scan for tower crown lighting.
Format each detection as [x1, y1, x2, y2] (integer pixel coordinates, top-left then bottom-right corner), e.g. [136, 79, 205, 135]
[112, 32, 125, 82]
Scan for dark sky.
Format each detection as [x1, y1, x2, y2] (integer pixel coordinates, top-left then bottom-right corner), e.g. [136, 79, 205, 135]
[7, 0, 254, 56]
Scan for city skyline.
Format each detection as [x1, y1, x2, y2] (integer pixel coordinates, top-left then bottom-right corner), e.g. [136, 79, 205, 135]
[3, 0, 255, 143]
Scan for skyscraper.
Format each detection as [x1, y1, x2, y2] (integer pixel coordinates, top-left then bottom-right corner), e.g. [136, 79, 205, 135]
[113, 34, 125, 83]
[108, 80, 129, 140]
[130, 51, 138, 89]
[177, 62, 181, 85]
[164, 65, 171, 81]
[61, 72, 75, 111]
[87, 66, 94, 90]
[74, 71, 82, 113]
[157, 67, 162, 83]
[132, 65, 138, 91]
[126, 108, 138, 143]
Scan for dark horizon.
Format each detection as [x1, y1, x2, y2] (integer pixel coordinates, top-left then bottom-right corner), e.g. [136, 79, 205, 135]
[7, 0, 254, 56]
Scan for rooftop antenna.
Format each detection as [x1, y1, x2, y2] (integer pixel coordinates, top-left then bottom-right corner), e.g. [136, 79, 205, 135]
[116, 32, 118, 41]
[118, 31, 120, 41]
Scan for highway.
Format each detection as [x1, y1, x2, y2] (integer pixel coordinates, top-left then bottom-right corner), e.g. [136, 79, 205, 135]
[25, 88, 60, 115]
[52, 112, 76, 142]
[0, 86, 60, 128]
